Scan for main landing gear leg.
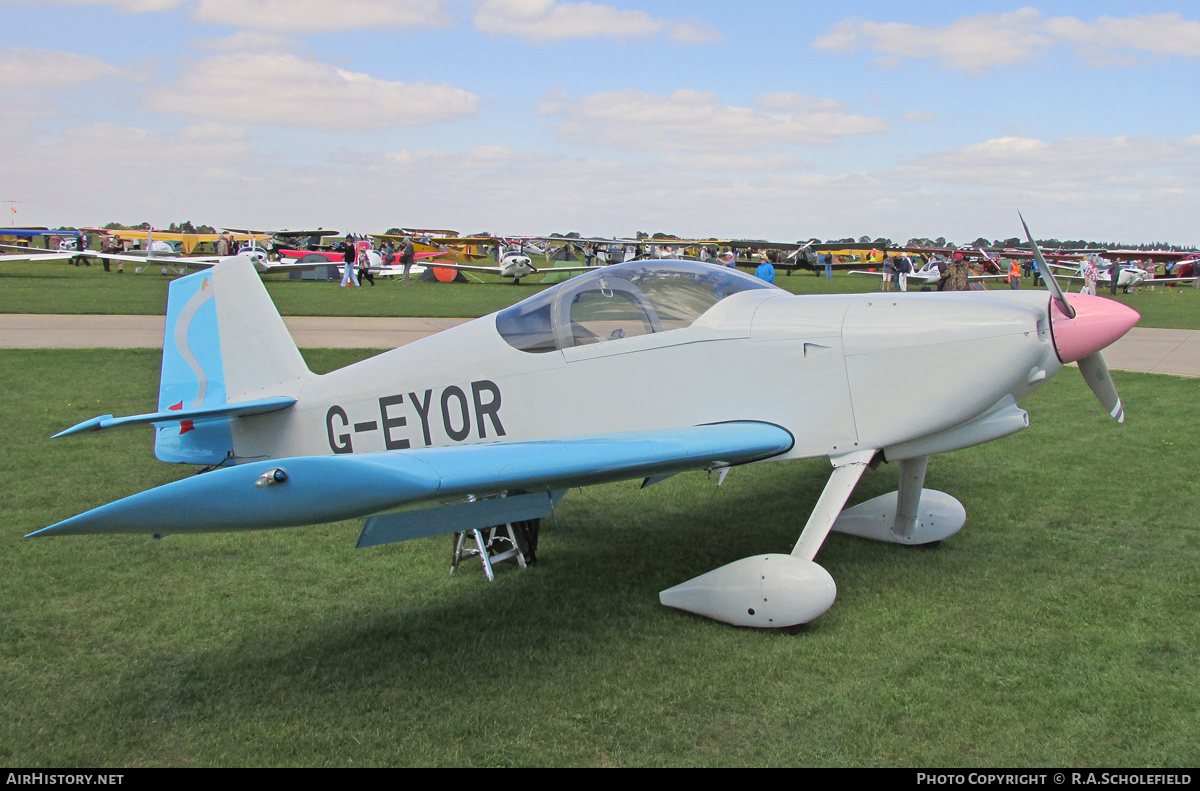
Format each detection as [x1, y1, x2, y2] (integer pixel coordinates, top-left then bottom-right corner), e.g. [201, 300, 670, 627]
[829, 454, 966, 545]
[659, 450, 876, 629]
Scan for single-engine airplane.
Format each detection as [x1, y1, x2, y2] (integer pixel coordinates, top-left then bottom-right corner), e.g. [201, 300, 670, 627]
[420, 244, 594, 285]
[1048, 259, 1152, 293]
[30, 215, 1140, 630]
[848, 257, 1007, 289]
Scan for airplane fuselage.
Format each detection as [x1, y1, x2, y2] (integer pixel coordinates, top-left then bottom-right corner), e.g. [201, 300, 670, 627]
[230, 284, 1061, 471]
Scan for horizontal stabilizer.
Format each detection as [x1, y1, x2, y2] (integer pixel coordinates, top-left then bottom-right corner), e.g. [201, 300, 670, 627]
[52, 396, 297, 438]
[357, 490, 567, 548]
[31, 421, 793, 538]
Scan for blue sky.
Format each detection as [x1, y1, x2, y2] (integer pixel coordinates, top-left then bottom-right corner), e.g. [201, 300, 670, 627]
[2, 1, 1199, 245]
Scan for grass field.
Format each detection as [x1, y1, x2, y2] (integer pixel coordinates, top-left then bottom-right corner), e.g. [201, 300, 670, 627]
[2, 349, 1197, 767]
[2, 258, 1198, 329]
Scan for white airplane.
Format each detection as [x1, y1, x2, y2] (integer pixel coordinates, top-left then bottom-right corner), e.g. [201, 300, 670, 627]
[1050, 259, 1200, 291]
[1048, 260, 1151, 292]
[0, 239, 321, 277]
[423, 246, 593, 285]
[848, 258, 1007, 289]
[30, 217, 1140, 630]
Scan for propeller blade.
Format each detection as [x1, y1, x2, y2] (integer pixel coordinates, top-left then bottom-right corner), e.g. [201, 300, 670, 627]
[1078, 351, 1124, 423]
[1018, 212, 1075, 319]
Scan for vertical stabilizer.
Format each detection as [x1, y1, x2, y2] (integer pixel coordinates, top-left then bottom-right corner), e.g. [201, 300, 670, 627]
[155, 256, 312, 464]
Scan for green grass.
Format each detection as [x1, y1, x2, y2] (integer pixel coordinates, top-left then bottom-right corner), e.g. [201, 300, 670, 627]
[2, 349, 1197, 766]
[3, 259, 1198, 329]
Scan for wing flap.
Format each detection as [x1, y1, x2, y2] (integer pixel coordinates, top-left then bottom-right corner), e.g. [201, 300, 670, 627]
[30, 421, 793, 537]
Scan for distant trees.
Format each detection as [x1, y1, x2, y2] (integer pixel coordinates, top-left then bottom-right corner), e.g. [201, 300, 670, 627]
[102, 220, 213, 233]
[166, 221, 215, 234]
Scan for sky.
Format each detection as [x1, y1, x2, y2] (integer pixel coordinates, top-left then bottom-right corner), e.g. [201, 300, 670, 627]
[2, 0, 1199, 245]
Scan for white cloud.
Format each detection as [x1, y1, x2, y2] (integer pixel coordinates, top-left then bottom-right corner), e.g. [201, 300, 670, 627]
[667, 21, 722, 45]
[5, 122, 1199, 245]
[191, 0, 450, 33]
[895, 135, 1199, 190]
[662, 153, 807, 172]
[813, 8, 1200, 73]
[813, 8, 1050, 74]
[538, 88, 889, 152]
[191, 31, 298, 54]
[0, 0, 183, 10]
[145, 53, 480, 131]
[473, 0, 721, 44]
[0, 48, 122, 88]
[1045, 13, 1200, 64]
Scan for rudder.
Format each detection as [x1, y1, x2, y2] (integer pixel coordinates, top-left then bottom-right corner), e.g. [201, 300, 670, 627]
[155, 257, 311, 464]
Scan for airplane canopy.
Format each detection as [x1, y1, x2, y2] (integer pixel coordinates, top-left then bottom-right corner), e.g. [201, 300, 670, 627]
[497, 260, 776, 353]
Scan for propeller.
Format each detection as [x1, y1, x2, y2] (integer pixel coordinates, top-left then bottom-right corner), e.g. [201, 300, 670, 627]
[1019, 212, 1139, 422]
[1019, 211, 1074, 318]
[1078, 352, 1125, 423]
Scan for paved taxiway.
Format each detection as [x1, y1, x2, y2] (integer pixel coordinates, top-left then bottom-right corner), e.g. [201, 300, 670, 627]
[0, 315, 1197, 378]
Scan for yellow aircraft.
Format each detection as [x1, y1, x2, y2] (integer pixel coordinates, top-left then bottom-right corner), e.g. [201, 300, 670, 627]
[86, 228, 270, 254]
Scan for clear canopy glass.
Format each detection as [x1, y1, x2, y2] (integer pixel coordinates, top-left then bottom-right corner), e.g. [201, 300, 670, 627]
[496, 260, 777, 353]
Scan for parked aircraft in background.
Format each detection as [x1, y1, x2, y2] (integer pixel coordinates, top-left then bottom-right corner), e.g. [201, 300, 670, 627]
[416, 245, 593, 284]
[221, 227, 338, 244]
[84, 228, 271, 254]
[1047, 260, 1151, 292]
[848, 259, 1007, 289]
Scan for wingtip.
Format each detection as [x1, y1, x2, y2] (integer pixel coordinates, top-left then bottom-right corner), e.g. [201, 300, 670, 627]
[52, 415, 112, 439]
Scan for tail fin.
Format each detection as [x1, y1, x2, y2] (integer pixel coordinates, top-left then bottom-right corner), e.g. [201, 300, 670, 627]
[156, 257, 311, 464]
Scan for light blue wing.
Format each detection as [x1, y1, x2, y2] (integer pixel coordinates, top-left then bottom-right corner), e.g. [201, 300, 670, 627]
[29, 421, 793, 538]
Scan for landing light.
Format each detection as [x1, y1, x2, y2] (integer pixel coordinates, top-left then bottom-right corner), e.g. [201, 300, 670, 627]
[255, 468, 287, 488]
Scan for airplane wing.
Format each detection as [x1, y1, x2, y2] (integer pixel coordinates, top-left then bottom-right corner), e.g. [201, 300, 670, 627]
[0, 251, 82, 263]
[414, 261, 504, 275]
[1144, 276, 1200, 285]
[30, 422, 794, 537]
[533, 264, 596, 274]
[255, 260, 321, 274]
[0, 247, 205, 267]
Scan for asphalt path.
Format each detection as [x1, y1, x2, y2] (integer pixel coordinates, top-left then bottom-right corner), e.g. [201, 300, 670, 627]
[1, 314, 1197, 378]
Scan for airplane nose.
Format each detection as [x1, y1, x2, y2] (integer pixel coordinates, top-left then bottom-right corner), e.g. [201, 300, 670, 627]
[1050, 294, 1140, 363]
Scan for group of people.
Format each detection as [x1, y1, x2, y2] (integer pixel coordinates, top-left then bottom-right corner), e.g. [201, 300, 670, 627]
[338, 235, 416, 287]
[213, 232, 241, 257]
[877, 252, 917, 291]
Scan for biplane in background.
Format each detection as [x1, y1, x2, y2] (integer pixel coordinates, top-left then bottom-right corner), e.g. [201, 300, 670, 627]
[220, 227, 341, 253]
